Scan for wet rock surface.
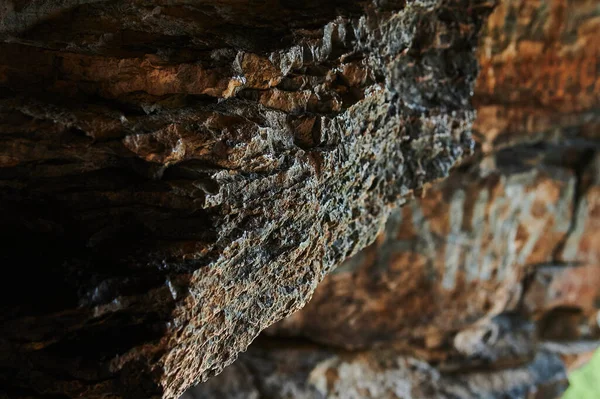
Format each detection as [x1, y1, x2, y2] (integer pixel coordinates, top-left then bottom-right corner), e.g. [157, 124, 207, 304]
[0, 0, 494, 398]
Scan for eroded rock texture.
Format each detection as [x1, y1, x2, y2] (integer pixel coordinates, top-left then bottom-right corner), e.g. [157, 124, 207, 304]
[187, 340, 568, 399]
[189, 0, 600, 397]
[192, 148, 600, 399]
[0, 0, 494, 398]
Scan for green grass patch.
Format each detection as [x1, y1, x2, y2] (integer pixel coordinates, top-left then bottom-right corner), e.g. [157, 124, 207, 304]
[562, 349, 600, 399]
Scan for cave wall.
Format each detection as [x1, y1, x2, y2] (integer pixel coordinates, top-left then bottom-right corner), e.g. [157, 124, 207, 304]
[188, 0, 600, 397]
[0, 0, 495, 398]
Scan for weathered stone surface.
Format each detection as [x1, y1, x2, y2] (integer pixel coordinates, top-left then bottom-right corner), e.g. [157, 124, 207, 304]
[187, 0, 600, 397]
[0, 0, 493, 398]
[190, 339, 568, 399]
[190, 145, 600, 398]
[270, 147, 580, 349]
[473, 0, 600, 152]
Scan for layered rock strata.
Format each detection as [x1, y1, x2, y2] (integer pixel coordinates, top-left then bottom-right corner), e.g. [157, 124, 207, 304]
[0, 0, 493, 397]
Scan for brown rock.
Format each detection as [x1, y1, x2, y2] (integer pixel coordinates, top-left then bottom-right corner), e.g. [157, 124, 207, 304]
[270, 150, 577, 349]
[473, 0, 600, 151]
[0, 0, 494, 398]
[190, 339, 567, 399]
[2, 0, 599, 397]
[231, 0, 600, 397]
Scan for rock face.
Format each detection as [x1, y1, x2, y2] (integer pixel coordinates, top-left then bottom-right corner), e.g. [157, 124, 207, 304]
[474, 0, 600, 151]
[270, 148, 585, 348]
[188, 0, 600, 397]
[192, 148, 600, 399]
[0, 1, 494, 398]
[187, 340, 569, 399]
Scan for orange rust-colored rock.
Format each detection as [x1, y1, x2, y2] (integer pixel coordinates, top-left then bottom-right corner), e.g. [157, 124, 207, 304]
[195, 0, 600, 397]
[2, 0, 599, 397]
[0, 0, 493, 398]
[270, 150, 580, 349]
[269, 0, 600, 350]
[473, 0, 600, 151]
